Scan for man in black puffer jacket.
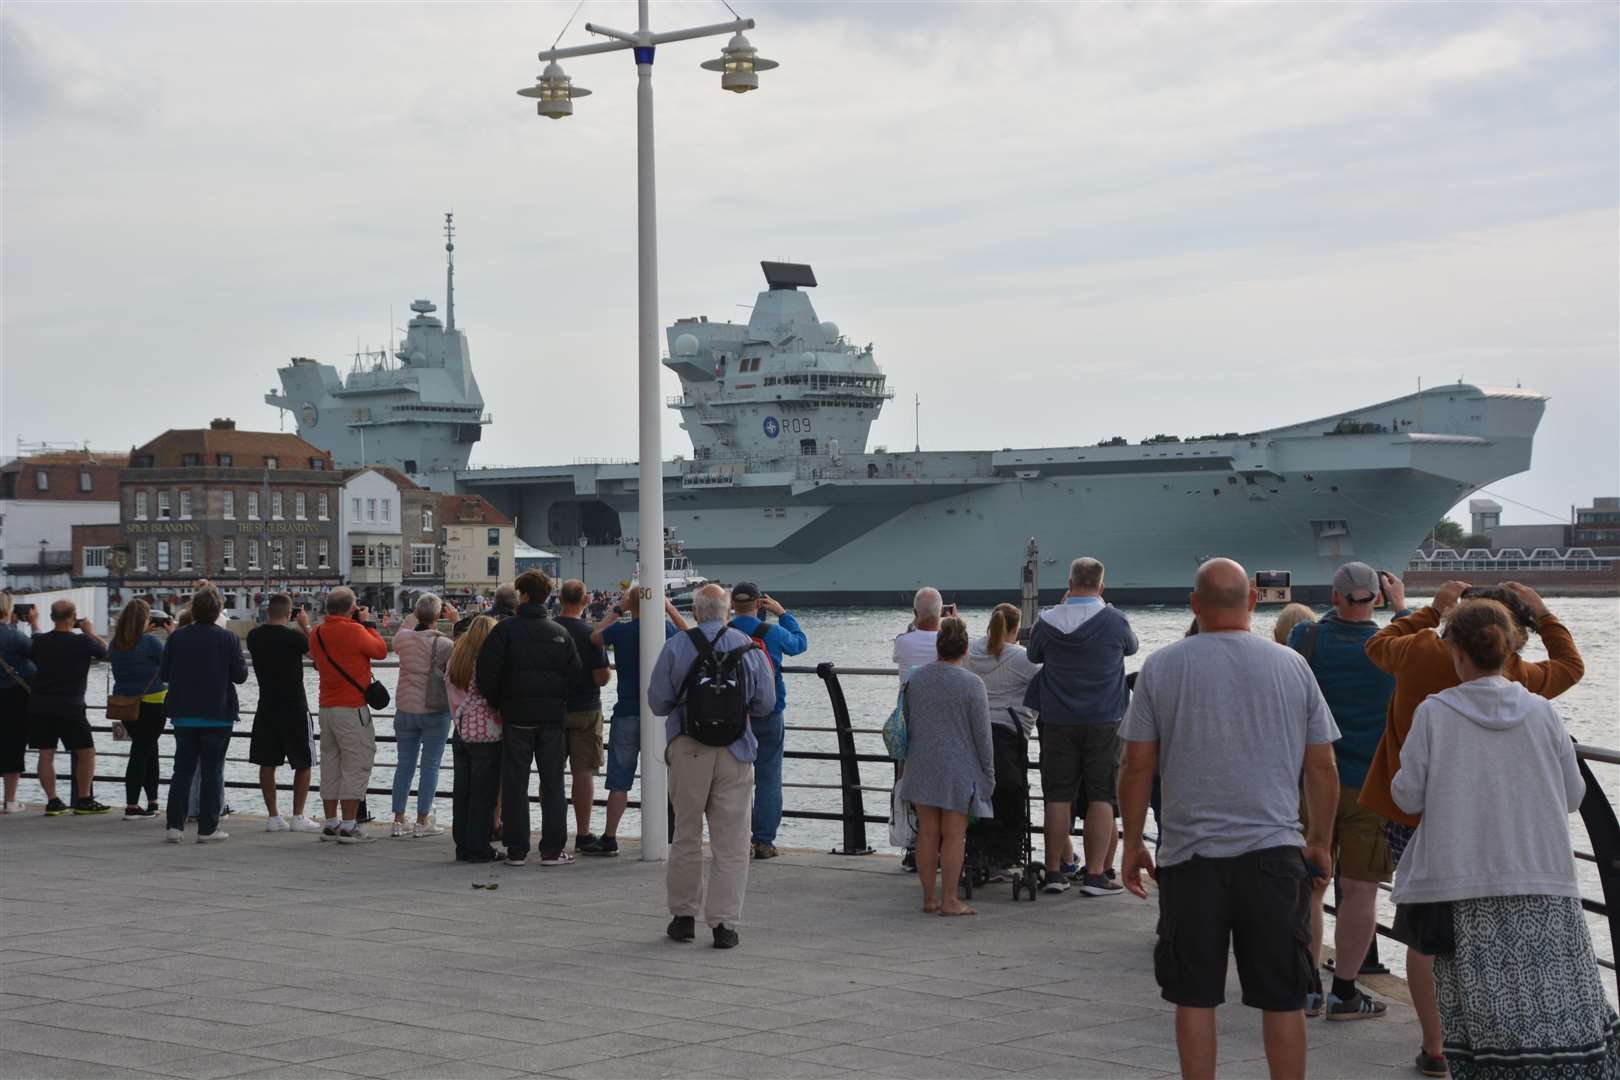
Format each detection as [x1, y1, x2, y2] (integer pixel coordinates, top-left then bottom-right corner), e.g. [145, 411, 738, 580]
[476, 571, 581, 867]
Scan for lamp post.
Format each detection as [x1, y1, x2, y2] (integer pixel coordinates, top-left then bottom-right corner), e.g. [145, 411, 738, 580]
[519, 1, 777, 863]
[578, 534, 589, 590]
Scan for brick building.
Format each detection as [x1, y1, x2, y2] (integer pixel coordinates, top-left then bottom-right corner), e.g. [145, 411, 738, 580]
[121, 419, 343, 617]
[0, 449, 127, 591]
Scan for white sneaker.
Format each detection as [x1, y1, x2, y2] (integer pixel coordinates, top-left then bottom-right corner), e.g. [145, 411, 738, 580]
[2, 800, 24, 813]
[390, 821, 410, 839]
[265, 816, 290, 833]
[414, 818, 445, 838]
[337, 825, 375, 845]
[288, 815, 323, 833]
[165, 828, 184, 844]
[197, 831, 230, 843]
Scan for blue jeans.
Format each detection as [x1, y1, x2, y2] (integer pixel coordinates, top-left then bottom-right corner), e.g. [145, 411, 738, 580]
[605, 712, 641, 792]
[168, 730, 231, 835]
[187, 757, 226, 818]
[392, 710, 453, 817]
[751, 710, 784, 845]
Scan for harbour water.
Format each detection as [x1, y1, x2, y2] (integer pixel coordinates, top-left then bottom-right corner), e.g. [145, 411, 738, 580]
[25, 596, 1617, 990]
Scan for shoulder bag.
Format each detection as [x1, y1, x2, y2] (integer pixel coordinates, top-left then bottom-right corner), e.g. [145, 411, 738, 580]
[107, 665, 160, 725]
[315, 628, 391, 711]
[0, 652, 31, 696]
[882, 682, 910, 762]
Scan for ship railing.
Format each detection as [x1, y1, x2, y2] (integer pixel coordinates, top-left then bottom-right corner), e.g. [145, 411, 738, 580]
[32, 662, 1617, 991]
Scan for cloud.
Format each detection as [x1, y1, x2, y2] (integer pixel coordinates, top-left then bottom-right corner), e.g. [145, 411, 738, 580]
[0, 11, 161, 127]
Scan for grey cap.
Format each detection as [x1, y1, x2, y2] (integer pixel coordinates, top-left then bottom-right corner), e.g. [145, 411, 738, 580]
[1332, 562, 1380, 604]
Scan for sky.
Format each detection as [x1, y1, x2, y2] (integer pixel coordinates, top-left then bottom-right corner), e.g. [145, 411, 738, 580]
[4, 1, 1616, 529]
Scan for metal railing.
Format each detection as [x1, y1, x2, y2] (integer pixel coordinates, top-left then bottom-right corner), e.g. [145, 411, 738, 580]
[19, 661, 1617, 991]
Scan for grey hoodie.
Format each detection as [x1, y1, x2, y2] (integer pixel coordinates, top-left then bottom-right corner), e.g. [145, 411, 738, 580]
[963, 636, 1039, 735]
[1390, 675, 1584, 905]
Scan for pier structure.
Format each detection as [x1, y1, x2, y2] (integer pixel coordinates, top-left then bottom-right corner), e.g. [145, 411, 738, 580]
[2, 813, 1437, 1080]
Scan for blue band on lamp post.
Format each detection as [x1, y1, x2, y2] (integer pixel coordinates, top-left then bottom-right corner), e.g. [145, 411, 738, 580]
[634, 46, 655, 65]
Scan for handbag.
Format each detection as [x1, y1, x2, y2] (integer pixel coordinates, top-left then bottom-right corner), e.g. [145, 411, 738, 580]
[1394, 901, 1455, 956]
[455, 687, 503, 744]
[882, 683, 910, 762]
[0, 652, 31, 695]
[107, 665, 160, 723]
[314, 628, 391, 711]
[888, 785, 918, 849]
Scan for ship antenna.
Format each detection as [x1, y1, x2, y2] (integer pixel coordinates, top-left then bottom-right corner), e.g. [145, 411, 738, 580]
[444, 211, 456, 333]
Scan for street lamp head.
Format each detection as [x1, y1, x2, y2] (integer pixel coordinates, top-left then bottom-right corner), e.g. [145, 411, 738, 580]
[700, 31, 778, 94]
[517, 61, 592, 119]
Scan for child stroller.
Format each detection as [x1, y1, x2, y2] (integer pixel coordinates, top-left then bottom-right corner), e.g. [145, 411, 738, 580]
[958, 728, 1044, 901]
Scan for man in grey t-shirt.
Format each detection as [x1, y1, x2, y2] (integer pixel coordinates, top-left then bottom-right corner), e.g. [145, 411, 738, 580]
[1118, 558, 1340, 1080]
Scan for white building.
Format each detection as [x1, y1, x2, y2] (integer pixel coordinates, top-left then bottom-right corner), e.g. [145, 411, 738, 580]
[0, 451, 126, 591]
[339, 467, 406, 611]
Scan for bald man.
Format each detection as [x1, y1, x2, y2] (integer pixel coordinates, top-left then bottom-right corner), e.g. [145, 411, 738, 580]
[1118, 558, 1340, 1080]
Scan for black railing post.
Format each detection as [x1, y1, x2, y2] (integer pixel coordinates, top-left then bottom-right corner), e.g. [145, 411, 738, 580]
[1577, 755, 1620, 1000]
[817, 661, 873, 855]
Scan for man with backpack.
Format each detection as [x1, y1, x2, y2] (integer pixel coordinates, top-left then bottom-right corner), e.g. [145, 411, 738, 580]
[1286, 561, 1410, 1021]
[648, 583, 776, 949]
[727, 582, 807, 860]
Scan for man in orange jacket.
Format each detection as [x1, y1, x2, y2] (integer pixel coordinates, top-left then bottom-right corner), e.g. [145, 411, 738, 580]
[310, 587, 389, 843]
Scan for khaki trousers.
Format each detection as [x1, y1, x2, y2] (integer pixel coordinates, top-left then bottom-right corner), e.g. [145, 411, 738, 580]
[666, 735, 754, 928]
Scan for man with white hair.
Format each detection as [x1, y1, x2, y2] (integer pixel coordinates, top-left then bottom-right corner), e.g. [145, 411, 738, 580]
[890, 587, 946, 872]
[648, 583, 776, 949]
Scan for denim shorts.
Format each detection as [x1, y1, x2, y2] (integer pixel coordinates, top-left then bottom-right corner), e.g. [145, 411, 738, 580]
[605, 712, 640, 792]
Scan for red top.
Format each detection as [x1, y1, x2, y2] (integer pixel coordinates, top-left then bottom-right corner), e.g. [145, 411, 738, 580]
[311, 615, 388, 709]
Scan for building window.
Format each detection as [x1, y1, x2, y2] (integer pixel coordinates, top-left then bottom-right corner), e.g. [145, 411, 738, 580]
[181, 453, 200, 468]
[157, 491, 172, 520]
[294, 538, 307, 568]
[33, 469, 48, 492]
[247, 539, 260, 570]
[310, 458, 325, 472]
[486, 527, 499, 546]
[83, 546, 109, 569]
[222, 538, 235, 570]
[179, 490, 192, 519]
[247, 490, 259, 520]
[265, 456, 279, 470]
[295, 491, 306, 520]
[180, 540, 195, 571]
[411, 544, 434, 575]
[271, 541, 284, 570]
[157, 541, 170, 572]
[317, 538, 330, 569]
[381, 498, 391, 523]
[351, 545, 367, 568]
[352, 498, 362, 521]
[135, 490, 148, 520]
[367, 498, 377, 522]
[486, 554, 501, 577]
[422, 507, 433, 533]
[79, 470, 92, 493]
[217, 453, 233, 467]
[271, 491, 283, 519]
[222, 490, 234, 519]
[318, 492, 329, 520]
[135, 541, 149, 571]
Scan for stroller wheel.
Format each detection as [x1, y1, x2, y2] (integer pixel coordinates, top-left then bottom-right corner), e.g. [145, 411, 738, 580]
[1022, 865, 1043, 902]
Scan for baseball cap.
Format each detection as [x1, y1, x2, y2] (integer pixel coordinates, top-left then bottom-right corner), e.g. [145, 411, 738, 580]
[1332, 562, 1380, 603]
[730, 581, 761, 603]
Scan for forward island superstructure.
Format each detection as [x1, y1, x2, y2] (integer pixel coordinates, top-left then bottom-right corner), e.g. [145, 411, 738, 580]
[266, 214, 488, 485]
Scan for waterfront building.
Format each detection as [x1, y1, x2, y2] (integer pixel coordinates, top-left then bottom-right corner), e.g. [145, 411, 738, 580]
[0, 448, 126, 591]
[514, 538, 562, 580]
[70, 523, 120, 587]
[339, 466, 407, 612]
[400, 482, 444, 611]
[439, 494, 514, 601]
[1574, 496, 1620, 554]
[120, 419, 342, 617]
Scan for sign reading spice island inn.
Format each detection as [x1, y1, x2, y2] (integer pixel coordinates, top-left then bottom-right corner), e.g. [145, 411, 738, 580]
[235, 521, 323, 534]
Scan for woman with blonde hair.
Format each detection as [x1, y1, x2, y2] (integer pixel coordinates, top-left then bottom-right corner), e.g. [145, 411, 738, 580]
[107, 598, 167, 819]
[963, 603, 1038, 878]
[1390, 598, 1616, 1078]
[447, 615, 502, 862]
[1271, 602, 1317, 646]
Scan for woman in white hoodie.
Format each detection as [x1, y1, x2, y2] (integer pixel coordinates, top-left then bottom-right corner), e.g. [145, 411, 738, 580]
[1391, 598, 1617, 1079]
[963, 603, 1038, 878]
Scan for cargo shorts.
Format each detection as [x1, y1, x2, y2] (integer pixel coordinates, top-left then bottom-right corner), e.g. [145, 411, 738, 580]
[318, 706, 376, 801]
[565, 708, 605, 776]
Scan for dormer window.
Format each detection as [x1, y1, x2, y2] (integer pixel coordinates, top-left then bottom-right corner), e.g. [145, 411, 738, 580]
[217, 453, 233, 467]
[181, 453, 201, 467]
[79, 469, 92, 492]
[265, 456, 279, 470]
[310, 458, 325, 471]
[33, 469, 48, 492]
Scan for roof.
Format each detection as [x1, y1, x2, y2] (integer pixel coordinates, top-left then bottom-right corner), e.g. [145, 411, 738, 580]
[515, 539, 559, 559]
[131, 425, 333, 471]
[341, 465, 420, 490]
[0, 453, 129, 502]
[440, 493, 513, 527]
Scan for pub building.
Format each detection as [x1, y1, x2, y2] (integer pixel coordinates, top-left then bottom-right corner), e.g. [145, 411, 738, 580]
[119, 419, 343, 619]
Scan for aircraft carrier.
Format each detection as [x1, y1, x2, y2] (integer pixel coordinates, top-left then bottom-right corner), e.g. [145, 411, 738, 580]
[271, 227, 1547, 604]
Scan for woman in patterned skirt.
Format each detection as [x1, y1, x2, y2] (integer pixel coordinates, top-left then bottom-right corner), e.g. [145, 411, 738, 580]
[1390, 598, 1618, 1079]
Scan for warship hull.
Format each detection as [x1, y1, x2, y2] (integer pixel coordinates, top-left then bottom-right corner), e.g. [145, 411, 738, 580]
[459, 384, 1546, 604]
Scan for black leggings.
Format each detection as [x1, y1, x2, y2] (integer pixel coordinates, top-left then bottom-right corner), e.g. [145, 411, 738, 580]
[124, 701, 165, 807]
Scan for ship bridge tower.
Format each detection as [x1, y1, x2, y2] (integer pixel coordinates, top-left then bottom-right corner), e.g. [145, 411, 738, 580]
[662, 262, 892, 465]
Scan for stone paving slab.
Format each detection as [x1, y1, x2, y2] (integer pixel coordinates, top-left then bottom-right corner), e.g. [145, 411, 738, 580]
[1, 811, 1422, 1078]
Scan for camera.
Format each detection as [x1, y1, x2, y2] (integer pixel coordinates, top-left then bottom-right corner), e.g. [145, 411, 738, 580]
[13, 603, 34, 621]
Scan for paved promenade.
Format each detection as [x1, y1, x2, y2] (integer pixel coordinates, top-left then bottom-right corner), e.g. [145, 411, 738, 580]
[2, 812, 1425, 1079]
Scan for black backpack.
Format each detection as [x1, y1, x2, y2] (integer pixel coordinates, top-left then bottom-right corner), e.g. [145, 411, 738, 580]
[677, 627, 753, 747]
